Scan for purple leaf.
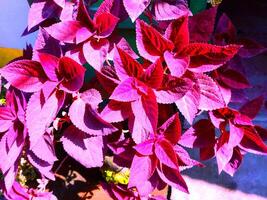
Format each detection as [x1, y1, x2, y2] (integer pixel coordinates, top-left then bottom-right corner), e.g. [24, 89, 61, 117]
[30, 133, 57, 164]
[1, 60, 48, 93]
[28, 0, 60, 30]
[0, 107, 15, 132]
[123, 0, 151, 22]
[62, 125, 104, 168]
[239, 96, 264, 119]
[189, 6, 218, 42]
[69, 96, 117, 136]
[27, 150, 55, 180]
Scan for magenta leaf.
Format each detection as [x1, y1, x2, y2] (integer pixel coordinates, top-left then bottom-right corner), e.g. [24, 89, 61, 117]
[229, 122, 244, 147]
[135, 139, 154, 156]
[130, 88, 158, 144]
[0, 107, 15, 132]
[26, 89, 65, 146]
[128, 155, 157, 189]
[216, 142, 234, 174]
[155, 138, 179, 169]
[69, 95, 117, 136]
[80, 89, 102, 109]
[123, 0, 151, 22]
[62, 125, 104, 168]
[1, 60, 48, 93]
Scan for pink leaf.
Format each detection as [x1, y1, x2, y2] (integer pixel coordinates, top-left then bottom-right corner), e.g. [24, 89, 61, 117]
[175, 84, 200, 124]
[123, 0, 151, 22]
[136, 20, 174, 62]
[216, 142, 234, 174]
[83, 39, 109, 72]
[165, 16, 189, 52]
[1, 60, 48, 93]
[153, 0, 190, 21]
[62, 125, 104, 168]
[130, 89, 158, 144]
[229, 122, 244, 147]
[45, 21, 83, 43]
[196, 73, 225, 110]
[110, 78, 142, 102]
[164, 51, 188, 77]
[101, 100, 131, 123]
[0, 107, 15, 132]
[155, 138, 179, 169]
[128, 155, 157, 188]
[223, 147, 243, 176]
[80, 89, 102, 109]
[135, 139, 154, 156]
[69, 96, 117, 136]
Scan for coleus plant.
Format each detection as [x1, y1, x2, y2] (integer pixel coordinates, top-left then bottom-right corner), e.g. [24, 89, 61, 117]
[0, 0, 267, 199]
